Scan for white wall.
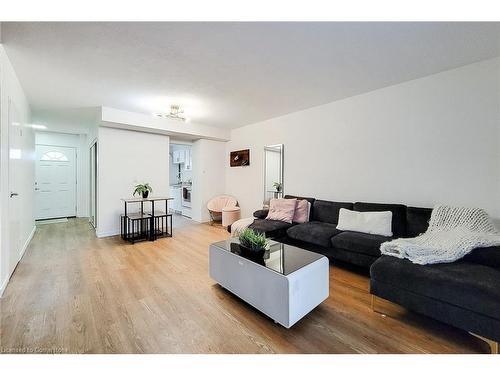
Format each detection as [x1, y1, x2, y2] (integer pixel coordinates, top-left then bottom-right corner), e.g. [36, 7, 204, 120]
[35, 131, 89, 217]
[0, 45, 34, 296]
[87, 108, 99, 148]
[191, 139, 227, 222]
[96, 127, 169, 237]
[226, 58, 500, 222]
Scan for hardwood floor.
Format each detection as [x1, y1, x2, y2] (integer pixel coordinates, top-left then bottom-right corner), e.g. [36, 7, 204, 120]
[0, 218, 490, 354]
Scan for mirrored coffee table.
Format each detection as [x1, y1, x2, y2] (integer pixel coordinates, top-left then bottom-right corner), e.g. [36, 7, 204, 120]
[209, 239, 329, 328]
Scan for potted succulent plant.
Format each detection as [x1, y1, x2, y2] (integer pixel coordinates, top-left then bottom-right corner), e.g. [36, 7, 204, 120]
[133, 183, 153, 199]
[273, 181, 282, 192]
[238, 228, 269, 256]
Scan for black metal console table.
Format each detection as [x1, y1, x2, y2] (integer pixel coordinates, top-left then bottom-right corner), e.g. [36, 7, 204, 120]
[121, 196, 173, 243]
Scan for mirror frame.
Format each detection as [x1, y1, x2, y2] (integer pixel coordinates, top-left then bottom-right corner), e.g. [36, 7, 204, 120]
[263, 144, 284, 205]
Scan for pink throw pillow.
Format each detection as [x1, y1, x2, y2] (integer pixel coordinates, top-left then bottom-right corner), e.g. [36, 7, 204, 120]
[293, 199, 311, 223]
[266, 198, 297, 223]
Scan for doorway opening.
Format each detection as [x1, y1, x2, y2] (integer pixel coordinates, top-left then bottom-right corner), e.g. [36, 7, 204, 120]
[35, 144, 77, 220]
[34, 131, 89, 223]
[169, 142, 193, 218]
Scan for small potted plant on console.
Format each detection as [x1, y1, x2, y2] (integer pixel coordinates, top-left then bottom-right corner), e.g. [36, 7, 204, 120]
[133, 183, 153, 199]
[273, 181, 282, 193]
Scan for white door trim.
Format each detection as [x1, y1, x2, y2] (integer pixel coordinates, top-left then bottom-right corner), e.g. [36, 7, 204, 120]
[89, 140, 97, 229]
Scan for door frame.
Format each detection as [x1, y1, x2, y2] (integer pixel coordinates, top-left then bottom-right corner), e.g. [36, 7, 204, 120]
[34, 143, 78, 220]
[7, 98, 22, 275]
[89, 139, 97, 229]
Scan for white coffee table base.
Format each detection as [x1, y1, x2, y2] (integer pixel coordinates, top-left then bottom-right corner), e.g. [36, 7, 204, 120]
[209, 244, 329, 328]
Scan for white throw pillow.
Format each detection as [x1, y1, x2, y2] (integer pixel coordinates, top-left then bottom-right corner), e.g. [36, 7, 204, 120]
[336, 208, 393, 237]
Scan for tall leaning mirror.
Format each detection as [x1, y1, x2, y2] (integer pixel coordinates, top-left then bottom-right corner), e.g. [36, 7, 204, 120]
[264, 144, 284, 207]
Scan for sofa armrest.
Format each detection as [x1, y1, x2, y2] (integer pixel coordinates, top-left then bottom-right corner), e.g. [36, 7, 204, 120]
[253, 209, 269, 219]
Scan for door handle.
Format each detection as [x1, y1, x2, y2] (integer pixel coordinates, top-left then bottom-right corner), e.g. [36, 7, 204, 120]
[10, 192, 19, 198]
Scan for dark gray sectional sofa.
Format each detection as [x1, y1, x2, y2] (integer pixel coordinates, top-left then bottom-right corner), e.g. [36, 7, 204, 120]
[249, 195, 430, 268]
[371, 250, 500, 348]
[246, 194, 500, 350]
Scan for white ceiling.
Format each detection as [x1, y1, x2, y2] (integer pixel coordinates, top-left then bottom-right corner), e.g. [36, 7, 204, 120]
[2, 22, 500, 129]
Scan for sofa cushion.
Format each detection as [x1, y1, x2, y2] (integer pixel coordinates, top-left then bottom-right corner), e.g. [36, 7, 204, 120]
[330, 247, 379, 269]
[266, 198, 297, 223]
[287, 221, 342, 248]
[285, 195, 316, 219]
[253, 209, 269, 219]
[331, 231, 392, 257]
[406, 206, 432, 238]
[284, 194, 315, 205]
[371, 255, 500, 320]
[249, 219, 293, 239]
[353, 202, 407, 237]
[293, 199, 311, 223]
[311, 200, 353, 224]
[463, 246, 500, 270]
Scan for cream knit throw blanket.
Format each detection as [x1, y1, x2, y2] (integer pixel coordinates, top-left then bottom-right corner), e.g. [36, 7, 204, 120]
[380, 205, 500, 265]
[229, 217, 255, 237]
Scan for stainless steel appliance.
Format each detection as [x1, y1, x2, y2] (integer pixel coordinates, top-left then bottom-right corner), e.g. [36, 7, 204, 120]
[182, 185, 192, 208]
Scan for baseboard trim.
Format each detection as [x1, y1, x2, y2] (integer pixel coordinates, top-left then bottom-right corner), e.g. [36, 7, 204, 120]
[96, 229, 120, 238]
[19, 225, 36, 261]
[0, 277, 8, 298]
[0, 225, 36, 298]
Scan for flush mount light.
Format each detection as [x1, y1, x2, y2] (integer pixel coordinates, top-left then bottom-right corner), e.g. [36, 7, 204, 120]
[31, 124, 47, 130]
[153, 105, 187, 122]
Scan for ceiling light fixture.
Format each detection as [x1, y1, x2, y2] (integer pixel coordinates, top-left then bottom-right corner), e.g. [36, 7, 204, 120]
[154, 105, 187, 122]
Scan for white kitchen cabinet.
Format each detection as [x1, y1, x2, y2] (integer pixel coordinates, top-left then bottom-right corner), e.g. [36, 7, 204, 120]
[172, 150, 185, 164]
[184, 149, 192, 170]
[169, 186, 182, 213]
[181, 207, 192, 218]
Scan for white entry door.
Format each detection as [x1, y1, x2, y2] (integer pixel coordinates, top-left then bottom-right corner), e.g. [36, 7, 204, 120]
[35, 145, 77, 220]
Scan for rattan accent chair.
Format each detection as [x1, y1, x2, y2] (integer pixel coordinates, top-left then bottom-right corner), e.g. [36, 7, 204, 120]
[207, 195, 238, 225]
